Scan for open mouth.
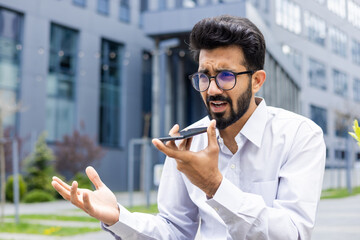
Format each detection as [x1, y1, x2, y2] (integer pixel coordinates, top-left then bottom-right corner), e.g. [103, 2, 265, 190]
[210, 101, 228, 113]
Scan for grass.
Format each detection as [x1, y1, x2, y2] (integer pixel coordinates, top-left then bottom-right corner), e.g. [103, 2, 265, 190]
[127, 203, 158, 214]
[321, 186, 360, 199]
[5, 214, 99, 222]
[0, 222, 100, 236]
[0, 204, 158, 236]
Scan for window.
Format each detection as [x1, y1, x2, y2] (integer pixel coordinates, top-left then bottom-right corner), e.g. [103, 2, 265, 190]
[282, 44, 302, 73]
[348, 0, 360, 29]
[327, 0, 346, 18]
[158, 0, 167, 10]
[99, 39, 123, 147]
[354, 78, 360, 102]
[352, 39, 360, 65]
[333, 69, 348, 97]
[334, 149, 347, 160]
[310, 105, 328, 134]
[139, 0, 148, 27]
[335, 113, 350, 138]
[0, 7, 23, 129]
[47, 24, 78, 141]
[97, 0, 109, 15]
[329, 26, 347, 57]
[119, 0, 130, 23]
[314, 0, 326, 4]
[275, 0, 301, 34]
[308, 58, 326, 90]
[73, 0, 86, 7]
[304, 11, 326, 46]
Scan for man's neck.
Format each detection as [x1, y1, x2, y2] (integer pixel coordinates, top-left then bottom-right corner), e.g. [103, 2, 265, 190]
[219, 98, 258, 154]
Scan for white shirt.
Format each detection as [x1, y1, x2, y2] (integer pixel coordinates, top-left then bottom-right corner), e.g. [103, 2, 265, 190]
[104, 98, 326, 239]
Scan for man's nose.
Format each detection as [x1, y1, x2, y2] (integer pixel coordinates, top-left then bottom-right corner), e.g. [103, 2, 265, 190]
[207, 79, 223, 95]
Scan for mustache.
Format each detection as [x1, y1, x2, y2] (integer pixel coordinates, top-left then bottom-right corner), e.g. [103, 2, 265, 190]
[206, 95, 232, 105]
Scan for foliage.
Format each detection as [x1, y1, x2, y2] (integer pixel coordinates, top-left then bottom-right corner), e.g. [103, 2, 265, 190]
[349, 119, 360, 147]
[23, 132, 56, 196]
[23, 189, 55, 203]
[54, 128, 105, 178]
[70, 172, 94, 190]
[5, 174, 27, 202]
[321, 186, 360, 199]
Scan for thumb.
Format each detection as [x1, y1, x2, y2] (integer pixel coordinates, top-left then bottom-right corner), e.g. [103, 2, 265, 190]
[207, 120, 217, 147]
[86, 166, 104, 190]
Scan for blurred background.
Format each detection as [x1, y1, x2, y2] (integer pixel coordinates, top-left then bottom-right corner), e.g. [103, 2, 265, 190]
[0, 0, 359, 194]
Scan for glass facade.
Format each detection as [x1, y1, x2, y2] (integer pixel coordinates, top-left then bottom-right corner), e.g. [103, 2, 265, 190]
[335, 113, 350, 138]
[97, 0, 109, 15]
[329, 26, 348, 57]
[119, 0, 130, 23]
[327, 0, 346, 18]
[354, 78, 360, 102]
[0, 7, 23, 130]
[73, 0, 86, 7]
[310, 105, 328, 134]
[46, 23, 78, 141]
[332, 69, 348, 97]
[352, 39, 360, 65]
[99, 39, 123, 147]
[304, 11, 326, 46]
[282, 44, 302, 73]
[348, 0, 360, 29]
[275, 0, 301, 34]
[308, 58, 326, 90]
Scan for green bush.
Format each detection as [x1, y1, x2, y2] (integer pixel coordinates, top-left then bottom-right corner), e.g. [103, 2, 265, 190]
[5, 175, 27, 202]
[23, 189, 55, 203]
[70, 173, 94, 190]
[23, 133, 57, 198]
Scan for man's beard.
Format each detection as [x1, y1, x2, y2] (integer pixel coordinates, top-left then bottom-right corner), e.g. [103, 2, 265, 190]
[205, 80, 252, 130]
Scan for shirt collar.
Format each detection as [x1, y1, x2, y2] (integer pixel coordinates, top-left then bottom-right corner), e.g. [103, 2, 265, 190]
[240, 97, 267, 148]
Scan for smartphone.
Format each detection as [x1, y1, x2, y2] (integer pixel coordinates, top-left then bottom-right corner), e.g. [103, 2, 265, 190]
[157, 127, 208, 143]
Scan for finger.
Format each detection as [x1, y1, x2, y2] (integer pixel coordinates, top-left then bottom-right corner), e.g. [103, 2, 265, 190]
[207, 120, 217, 147]
[185, 137, 193, 150]
[168, 124, 179, 136]
[153, 138, 192, 161]
[52, 181, 71, 201]
[52, 176, 71, 192]
[82, 192, 94, 215]
[70, 181, 83, 208]
[86, 166, 104, 190]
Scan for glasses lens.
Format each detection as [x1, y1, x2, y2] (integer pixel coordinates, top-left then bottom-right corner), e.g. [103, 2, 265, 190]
[216, 71, 236, 90]
[191, 73, 209, 92]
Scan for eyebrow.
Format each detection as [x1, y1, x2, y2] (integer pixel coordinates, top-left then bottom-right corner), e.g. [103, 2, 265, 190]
[198, 68, 234, 74]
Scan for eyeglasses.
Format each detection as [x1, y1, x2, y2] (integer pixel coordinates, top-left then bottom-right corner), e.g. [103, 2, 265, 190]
[189, 70, 254, 92]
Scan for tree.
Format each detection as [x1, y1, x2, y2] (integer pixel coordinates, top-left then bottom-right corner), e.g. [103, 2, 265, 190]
[54, 129, 105, 179]
[23, 132, 56, 196]
[349, 119, 360, 147]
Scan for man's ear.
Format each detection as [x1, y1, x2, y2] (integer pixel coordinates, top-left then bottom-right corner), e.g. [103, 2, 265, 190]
[252, 70, 266, 94]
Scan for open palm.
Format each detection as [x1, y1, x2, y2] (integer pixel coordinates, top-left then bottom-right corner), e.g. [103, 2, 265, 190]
[52, 166, 120, 226]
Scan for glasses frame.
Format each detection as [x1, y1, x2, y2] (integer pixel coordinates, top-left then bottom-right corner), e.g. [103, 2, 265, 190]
[189, 70, 255, 92]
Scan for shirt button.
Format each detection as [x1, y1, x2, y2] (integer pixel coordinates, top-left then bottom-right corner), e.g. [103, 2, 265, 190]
[230, 164, 236, 169]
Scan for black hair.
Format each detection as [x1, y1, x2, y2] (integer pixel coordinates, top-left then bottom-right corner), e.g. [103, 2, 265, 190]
[189, 15, 266, 71]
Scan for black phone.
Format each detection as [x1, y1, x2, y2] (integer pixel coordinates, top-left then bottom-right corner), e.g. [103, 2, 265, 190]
[157, 127, 208, 143]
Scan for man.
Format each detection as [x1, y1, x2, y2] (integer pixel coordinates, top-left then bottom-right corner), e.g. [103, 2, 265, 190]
[52, 15, 325, 239]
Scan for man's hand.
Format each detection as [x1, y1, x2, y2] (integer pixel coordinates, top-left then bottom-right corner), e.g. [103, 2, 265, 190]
[51, 166, 120, 226]
[152, 120, 222, 198]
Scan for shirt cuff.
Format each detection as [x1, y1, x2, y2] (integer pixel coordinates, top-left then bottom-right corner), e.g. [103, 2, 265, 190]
[206, 178, 265, 225]
[102, 204, 135, 239]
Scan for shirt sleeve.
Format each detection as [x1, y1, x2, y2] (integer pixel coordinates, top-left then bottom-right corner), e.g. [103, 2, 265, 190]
[207, 121, 326, 239]
[102, 156, 200, 240]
